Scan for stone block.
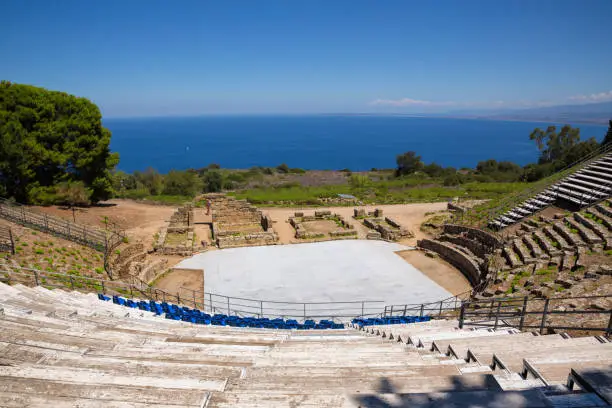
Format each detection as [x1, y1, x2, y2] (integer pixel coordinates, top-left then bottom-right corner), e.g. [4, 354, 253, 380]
[354, 208, 366, 218]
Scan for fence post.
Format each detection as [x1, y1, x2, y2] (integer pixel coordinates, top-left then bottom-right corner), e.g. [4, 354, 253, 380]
[458, 302, 466, 329]
[260, 301, 264, 318]
[439, 301, 443, 317]
[69, 276, 75, 290]
[177, 292, 181, 305]
[403, 304, 407, 317]
[33, 270, 39, 286]
[390, 305, 394, 316]
[488, 299, 495, 319]
[162, 291, 166, 303]
[8, 228, 15, 255]
[419, 304, 424, 318]
[303, 303, 306, 320]
[518, 296, 528, 331]
[101, 280, 105, 294]
[193, 290, 196, 309]
[539, 298, 550, 335]
[361, 301, 365, 317]
[209, 293, 213, 313]
[493, 301, 502, 330]
[227, 296, 230, 315]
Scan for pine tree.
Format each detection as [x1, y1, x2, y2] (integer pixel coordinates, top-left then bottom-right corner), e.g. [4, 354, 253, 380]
[602, 120, 612, 147]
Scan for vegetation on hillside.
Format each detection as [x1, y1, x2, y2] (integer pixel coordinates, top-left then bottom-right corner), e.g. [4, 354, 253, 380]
[0, 81, 118, 205]
[110, 123, 609, 206]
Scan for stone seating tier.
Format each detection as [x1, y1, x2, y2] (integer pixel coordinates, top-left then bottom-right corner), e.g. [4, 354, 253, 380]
[1, 283, 611, 407]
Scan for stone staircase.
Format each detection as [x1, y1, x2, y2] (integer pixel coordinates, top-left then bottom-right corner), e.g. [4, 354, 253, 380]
[498, 200, 612, 273]
[491, 152, 612, 229]
[1, 283, 611, 407]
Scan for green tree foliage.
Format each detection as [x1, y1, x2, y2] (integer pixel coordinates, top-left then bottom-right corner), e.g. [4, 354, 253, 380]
[56, 181, 91, 207]
[202, 170, 223, 192]
[602, 120, 612, 147]
[396, 151, 424, 176]
[163, 170, 203, 196]
[0, 81, 118, 203]
[276, 163, 290, 174]
[530, 125, 582, 164]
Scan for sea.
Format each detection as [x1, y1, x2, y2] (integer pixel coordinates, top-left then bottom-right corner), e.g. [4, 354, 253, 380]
[105, 115, 608, 173]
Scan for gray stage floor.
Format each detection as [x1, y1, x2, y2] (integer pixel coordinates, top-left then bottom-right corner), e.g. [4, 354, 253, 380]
[176, 240, 451, 307]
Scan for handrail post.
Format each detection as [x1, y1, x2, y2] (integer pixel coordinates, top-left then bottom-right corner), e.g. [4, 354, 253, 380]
[193, 290, 196, 309]
[390, 305, 394, 316]
[493, 301, 502, 330]
[260, 300, 264, 318]
[361, 301, 364, 317]
[303, 303, 306, 320]
[518, 296, 528, 331]
[458, 302, 466, 329]
[209, 293, 213, 313]
[488, 299, 495, 319]
[439, 301, 443, 317]
[419, 304, 424, 318]
[33, 270, 39, 286]
[69, 276, 74, 290]
[176, 292, 180, 305]
[227, 296, 230, 315]
[539, 298, 550, 335]
[403, 304, 407, 317]
[101, 280, 105, 294]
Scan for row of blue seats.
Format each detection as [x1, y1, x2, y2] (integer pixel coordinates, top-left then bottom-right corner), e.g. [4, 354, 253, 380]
[351, 315, 431, 327]
[99, 294, 345, 330]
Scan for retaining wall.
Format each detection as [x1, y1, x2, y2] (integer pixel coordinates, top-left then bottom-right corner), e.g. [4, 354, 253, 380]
[417, 238, 482, 286]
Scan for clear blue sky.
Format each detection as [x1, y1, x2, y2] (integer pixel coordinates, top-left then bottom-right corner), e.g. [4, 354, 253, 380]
[3, 0, 612, 117]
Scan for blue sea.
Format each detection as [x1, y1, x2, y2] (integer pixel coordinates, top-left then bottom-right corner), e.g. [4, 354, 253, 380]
[105, 116, 607, 173]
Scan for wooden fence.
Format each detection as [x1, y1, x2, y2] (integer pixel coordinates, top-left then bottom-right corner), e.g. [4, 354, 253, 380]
[0, 226, 15, 254]
[0, 198, 124, 254]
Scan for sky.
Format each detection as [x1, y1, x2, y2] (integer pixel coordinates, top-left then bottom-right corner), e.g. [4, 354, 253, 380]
[2, 0, 612, 117]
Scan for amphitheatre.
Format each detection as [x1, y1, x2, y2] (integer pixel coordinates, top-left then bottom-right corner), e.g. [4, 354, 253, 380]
[2, 150, 612, 406]
[0, 81, 612, 408]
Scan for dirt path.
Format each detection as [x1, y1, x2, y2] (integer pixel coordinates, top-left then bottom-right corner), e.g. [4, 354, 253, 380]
[395, 250, 471, 296]
[264, 202, 449, 246]
[33, 199, 175, 248]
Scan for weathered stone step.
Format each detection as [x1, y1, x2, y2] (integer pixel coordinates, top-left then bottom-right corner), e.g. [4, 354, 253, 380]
[532, 231, 562, 257]
[512, 239, 536, 264]
[0, 377, 206, 406]
[574, 213, 610, 241]
[552, 222, 586, 247]
[586, 207, 612, 231]
[502, 246, 522, 269]
[522, 235, 545, 260]
[542, 226, 572, 251]
[596, 202, 612, 219]
[564, 216, 602, 245]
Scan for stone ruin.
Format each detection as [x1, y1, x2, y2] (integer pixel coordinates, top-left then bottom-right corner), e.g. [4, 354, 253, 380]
[289, 210, 357, 240]
[111, 243, 169, 286]
[205, 194, 278, 249]
[154, 205, 196, 255]
[354, 208, 414, 241]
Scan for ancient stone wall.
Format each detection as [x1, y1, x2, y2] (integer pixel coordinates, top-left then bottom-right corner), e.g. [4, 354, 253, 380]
[289, 211, 357, 240]
[361, 215, 413, 241]
[154, 205, 196, 255]
[417, 238, 483, 286]
[443, 224, 502, 249]
[204, 194, 278, 248]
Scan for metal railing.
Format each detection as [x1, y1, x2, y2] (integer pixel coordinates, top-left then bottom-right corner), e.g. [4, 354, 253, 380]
[458, 294, 612, 337]
[177, 287, 385, 321]
[0, 197, 125, 254]
[0, 262, 386, 322]
[382, 277, 492, 319]
[0, 226, 15, 255]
